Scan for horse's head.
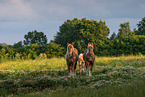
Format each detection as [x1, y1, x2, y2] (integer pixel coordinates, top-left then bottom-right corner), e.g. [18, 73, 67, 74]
[87, 43, 94, 55]
[67, 43, 74, 57]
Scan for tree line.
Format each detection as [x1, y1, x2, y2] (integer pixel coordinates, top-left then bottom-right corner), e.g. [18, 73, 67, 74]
[0, 17, 145, 60]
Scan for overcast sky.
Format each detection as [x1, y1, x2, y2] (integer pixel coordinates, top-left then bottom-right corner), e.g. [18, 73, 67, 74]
[0, 0, 145, 45]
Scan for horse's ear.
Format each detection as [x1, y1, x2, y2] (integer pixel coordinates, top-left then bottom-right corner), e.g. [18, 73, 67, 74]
[71, 42, 73, 45]
[88, 43, 90, 46]
[67, 43, 69, 46]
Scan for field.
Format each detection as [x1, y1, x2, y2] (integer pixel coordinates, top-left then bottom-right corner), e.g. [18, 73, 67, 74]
[0, 55, 145, 97]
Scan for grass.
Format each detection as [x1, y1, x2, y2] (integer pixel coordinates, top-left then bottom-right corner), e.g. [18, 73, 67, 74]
[20, 78, 145, 97]
[0, 57, 66, 70]
[0, 55, 145, 96]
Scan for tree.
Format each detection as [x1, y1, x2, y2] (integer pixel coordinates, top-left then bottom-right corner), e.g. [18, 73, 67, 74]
[6, 48, 15, 60]
[135, 17, 145, 35]
[0, 45, 3, 50]
[22, 44, 39, 59]
[46, 41, 65, 58]
[110, 32, 116, 40]
[117, 22, 133, 40]
[13, 41, 23, 48]
[0, 48, 7, 59]
[54, 18, 110, 53]
[0, 43, 8, 47]
[24, 30, 47, 46]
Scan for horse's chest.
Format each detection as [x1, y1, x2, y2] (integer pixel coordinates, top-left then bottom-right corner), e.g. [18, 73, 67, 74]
[68, 56, 77, 63]
[86, 54, 94, 62]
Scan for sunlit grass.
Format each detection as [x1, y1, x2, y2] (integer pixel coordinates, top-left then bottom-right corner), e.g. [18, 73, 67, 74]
[95, 55, 145, 67]
[0, 55, 144, 71]
[0, 55, 145, 97]
[0, 57, 66, 71]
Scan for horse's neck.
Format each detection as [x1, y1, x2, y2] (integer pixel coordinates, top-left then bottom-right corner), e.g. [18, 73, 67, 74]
[67, 47, 74, 57]
[86, 48, 93, 55]
[86, 49, 89, 55]
[90, 49, 93, 53]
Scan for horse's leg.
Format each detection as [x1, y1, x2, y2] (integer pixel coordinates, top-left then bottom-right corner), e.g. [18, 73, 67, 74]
[86, 62, 89, 76]
[81, 62, 83, 72]
[89, 63, 94, 76]
[82, 61, 85, 72]
[73, 62, 77, 77]
[78, 61, 81, 73]
[69, 65, 73, 77]
[70, 66, 73, 77]
[80, 61, 83, 73]
[89, 64, 92, 76]
[69, 67, 71, 77]
[67, 63, 70, 76]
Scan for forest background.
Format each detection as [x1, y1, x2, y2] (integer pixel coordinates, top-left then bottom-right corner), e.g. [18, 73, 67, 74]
[0, 17, 145, 60]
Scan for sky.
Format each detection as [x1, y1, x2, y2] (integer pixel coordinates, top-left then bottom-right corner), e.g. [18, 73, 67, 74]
[0, 0, 145, 45]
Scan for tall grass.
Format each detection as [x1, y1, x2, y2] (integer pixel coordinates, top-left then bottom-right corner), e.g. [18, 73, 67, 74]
[21, 78, 145, 97]
[0, 57, 66, 70]
[0, 55, 144, 70]
[0, 55, 145, 96]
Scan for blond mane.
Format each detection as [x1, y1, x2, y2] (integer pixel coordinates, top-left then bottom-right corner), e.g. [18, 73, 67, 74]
[66, 43, 74, 58]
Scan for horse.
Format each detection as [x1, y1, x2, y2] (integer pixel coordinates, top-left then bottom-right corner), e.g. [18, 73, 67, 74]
[83, 43, 95, 76]
[78, 53, 85, 73]
[65, 43, 78, 77]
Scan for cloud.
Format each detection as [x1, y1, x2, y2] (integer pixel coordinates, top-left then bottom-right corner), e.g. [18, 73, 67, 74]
[73, 0, 112, 18]
[1, 0, 143, 22]
[0, 0, 37, 21]
[140, 4, 145, 9]
[0, 0, 145, 45]
[1, 0, 144, 22]
[23, 0, 113, 21]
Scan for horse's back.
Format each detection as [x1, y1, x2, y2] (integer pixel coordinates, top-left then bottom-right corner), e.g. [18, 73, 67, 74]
[74, 48, 78, 61]
[83, 49, 88, 59]
[74, 48, 78, 55]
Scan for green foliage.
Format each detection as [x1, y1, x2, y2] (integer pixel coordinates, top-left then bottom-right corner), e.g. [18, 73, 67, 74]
[136, 17, 145, 35]
[0, 43, 9, 47]
[122, 35, 145, 55]
[0, 42, 65, 60]
[13, 41, 23, 48]
[1, 17, 145, 59]
[0, 56, 145, 96]
[54, 18, 110, 53]
[6, 48, 15, 59]
[47, 78, 145, 97]
[23, 44, 40, 59]
[110, 32, 116, 40]
[0, 48, 8, 60]
[46, 41, 65, 58]
[0, 45, 3, 50]
[24, 30, 47, 46]
[117, 22, 134, 40]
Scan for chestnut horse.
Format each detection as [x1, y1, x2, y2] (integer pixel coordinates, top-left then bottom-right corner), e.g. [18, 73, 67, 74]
[83, 43, 95, 76]
[78, 53, 85, 73]
[65, 43, 78, 77]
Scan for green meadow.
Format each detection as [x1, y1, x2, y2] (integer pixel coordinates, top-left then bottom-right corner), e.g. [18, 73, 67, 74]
[0, 55, 145, 97]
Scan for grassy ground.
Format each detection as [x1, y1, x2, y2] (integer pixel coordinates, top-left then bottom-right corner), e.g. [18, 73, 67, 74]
[0, 55, 145, 96]
[21, 77, 145, 97]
